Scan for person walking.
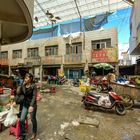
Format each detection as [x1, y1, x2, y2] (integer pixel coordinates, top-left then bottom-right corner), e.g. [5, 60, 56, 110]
[13, 73, 37, 140]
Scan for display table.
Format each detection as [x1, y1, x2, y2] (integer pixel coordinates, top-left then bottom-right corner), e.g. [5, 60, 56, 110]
[110, 82, 140, 101]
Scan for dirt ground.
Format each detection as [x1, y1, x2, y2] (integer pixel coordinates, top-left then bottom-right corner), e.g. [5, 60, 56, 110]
[0, 85, 140, 140]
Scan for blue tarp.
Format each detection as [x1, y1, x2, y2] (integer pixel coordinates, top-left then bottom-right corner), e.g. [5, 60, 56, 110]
[93, 12, 109, 29]
[31, 12, 111, 40]
[31, 25, 58, 40]
[84, 12, 110, 31]
[60, 21, 81, 35]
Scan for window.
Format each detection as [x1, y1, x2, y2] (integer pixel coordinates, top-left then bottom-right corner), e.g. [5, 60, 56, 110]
[92, 38, 111, 49]
[13, 50, 22, 59]
[27, 48, 39, 57]
[45, 45, 58, 56]
[0, 51, 8, 59]
[66, 42, 82, 54]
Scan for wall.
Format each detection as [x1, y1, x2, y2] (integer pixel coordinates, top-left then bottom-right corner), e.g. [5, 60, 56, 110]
[0, 28, 118, 66]
[84, 28, 118, 63]
[129, 0, 140, 55]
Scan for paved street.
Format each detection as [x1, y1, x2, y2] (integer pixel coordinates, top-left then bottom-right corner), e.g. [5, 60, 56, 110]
[0, 85, 140, 140]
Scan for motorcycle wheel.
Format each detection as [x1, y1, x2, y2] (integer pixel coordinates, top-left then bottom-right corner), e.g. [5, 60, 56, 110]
[96, 85, 102, 93]
[83, 100, 91, 110]
[115, 103, 126, 115]
[120, 94, 134, 109]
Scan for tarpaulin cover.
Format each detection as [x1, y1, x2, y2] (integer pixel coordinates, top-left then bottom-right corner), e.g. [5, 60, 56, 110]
[84, 12, 110, 31]
[60, 21, 81, 35]
[31, 12, 111, 40]
[31, 25, 58, 40]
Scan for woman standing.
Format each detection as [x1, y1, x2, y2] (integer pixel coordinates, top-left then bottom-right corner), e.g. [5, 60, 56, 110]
[14, 73, 37, 140]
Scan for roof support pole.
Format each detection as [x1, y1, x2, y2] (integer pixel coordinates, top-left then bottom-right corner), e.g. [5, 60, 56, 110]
[122, 0, 134, 6]
[74, 0, 82, 32]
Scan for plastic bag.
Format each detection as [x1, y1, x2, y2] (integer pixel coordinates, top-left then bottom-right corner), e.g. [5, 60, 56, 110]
[98, 96, 111, 107]
[4, 106, 17, 127]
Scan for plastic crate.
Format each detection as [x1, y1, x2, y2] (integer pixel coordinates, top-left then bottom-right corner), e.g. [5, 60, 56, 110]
[80, 85, 91, 92]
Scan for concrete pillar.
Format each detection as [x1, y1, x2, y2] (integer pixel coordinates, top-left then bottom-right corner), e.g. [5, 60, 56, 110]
[8, 65, 11, 76]
[40, 65, 43, 82]
[115, 64, 119, 77]
[68, 69, 69, 79]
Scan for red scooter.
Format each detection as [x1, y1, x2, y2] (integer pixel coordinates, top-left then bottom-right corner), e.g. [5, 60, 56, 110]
[82, 87, 126, 115]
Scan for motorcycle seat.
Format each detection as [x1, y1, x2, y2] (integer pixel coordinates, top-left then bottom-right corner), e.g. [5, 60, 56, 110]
[88, 92, 101, 98]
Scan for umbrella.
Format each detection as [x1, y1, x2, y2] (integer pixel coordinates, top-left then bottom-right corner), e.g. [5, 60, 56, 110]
[93, 63, 114, 75]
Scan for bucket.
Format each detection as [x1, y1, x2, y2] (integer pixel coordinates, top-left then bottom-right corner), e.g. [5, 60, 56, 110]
[0, 93, 10, 105]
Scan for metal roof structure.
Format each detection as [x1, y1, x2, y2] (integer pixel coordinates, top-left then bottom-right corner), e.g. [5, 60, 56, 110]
[33, 0, 130, 28]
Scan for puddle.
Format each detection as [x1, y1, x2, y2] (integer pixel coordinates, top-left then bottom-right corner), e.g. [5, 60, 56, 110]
[122, 134, 133, 140]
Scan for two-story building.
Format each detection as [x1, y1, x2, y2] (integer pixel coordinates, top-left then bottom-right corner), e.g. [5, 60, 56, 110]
[0, 28, 118, 80]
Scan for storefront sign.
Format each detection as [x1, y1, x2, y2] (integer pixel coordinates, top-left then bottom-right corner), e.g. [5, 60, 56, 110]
[92, 48, 118, 63]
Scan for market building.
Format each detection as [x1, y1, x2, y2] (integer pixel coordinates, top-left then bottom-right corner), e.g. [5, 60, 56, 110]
[0, 28, 118, 80]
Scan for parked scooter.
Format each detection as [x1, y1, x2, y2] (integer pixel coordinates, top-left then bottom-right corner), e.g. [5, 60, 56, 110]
[82, 87, 126, 115]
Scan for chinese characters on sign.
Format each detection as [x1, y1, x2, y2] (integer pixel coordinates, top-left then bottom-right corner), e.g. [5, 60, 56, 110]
[92, 48, 118, 63]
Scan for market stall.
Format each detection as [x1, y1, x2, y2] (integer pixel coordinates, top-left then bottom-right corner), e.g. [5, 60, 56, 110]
[0, 87, 13, 132]
[110, 82, 140, 101]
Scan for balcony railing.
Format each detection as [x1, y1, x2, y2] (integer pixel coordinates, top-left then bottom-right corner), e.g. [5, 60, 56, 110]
[24, 56, 41, 66]
[0, 58, 9, 65]
[10, 58, 24, 66]
[64, 53, 82, 64]
[41, 55, 62, 65]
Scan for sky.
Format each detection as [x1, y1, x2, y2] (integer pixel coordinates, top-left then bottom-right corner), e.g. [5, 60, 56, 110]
[103, 7, 132, 59]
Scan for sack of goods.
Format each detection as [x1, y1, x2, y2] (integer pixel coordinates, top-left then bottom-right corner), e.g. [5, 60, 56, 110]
[98, 96, 111, 107]
[4, 106, 18, 127]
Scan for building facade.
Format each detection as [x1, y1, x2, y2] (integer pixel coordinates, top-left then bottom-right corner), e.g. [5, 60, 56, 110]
[129, 0, 140, 74]
[0, 28, 118, 80]
[129, 0, 140, 54]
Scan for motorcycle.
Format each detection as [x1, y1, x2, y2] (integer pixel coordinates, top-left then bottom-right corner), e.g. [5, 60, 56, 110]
[82, 88, 126, 115]
[70, 78, 80, 87]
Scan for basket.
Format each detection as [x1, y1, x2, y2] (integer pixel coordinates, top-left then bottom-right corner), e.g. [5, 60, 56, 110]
[0, 93, 10, 105]
[80, 85, 91, 92]
[3, 88, 11, 94]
